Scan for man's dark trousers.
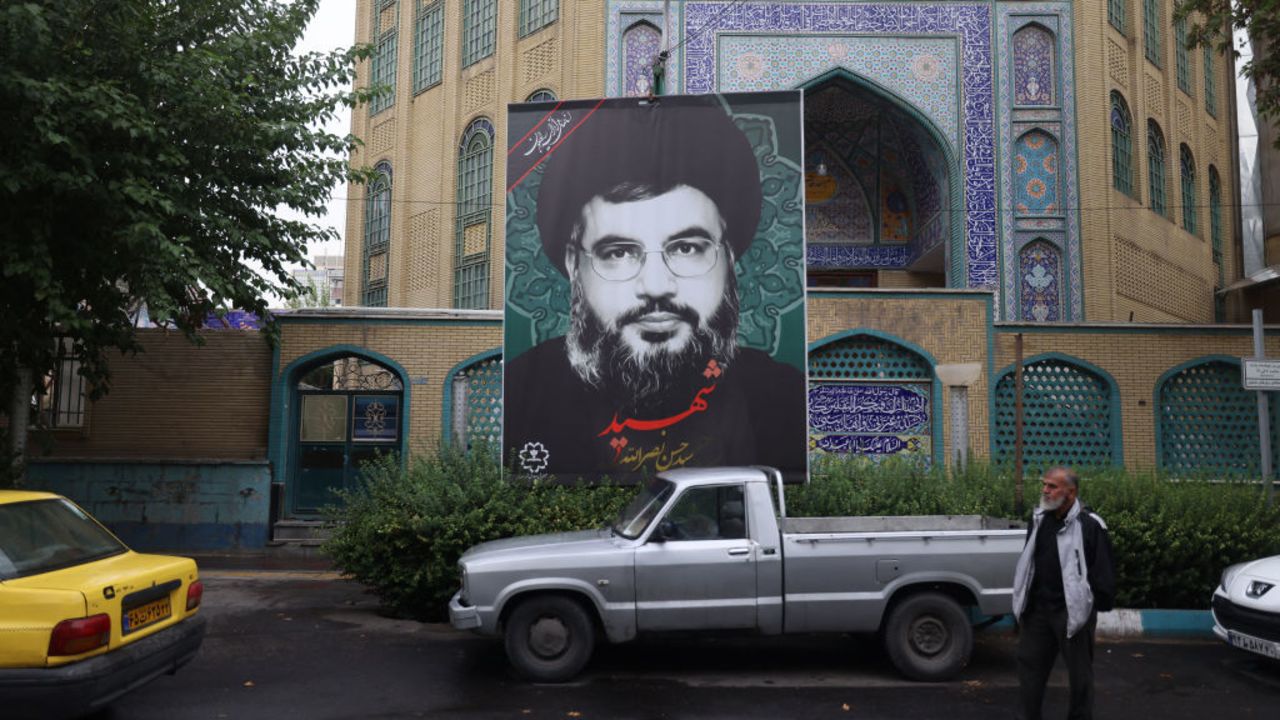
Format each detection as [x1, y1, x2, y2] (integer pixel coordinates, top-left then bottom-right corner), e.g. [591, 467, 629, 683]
[1017, 604, 1097, 720]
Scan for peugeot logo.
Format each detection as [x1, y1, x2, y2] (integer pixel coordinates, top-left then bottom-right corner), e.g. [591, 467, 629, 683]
[1246, 581, 1274, 599]
[103, 586, 116, 599]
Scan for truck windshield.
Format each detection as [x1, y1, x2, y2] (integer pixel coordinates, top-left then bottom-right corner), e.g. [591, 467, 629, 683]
[612, 479, 674, 539]
[0, 499, 127, 580]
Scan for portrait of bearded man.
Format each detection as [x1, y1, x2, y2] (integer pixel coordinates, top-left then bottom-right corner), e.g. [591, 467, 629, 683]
[503, 94, 807, 482]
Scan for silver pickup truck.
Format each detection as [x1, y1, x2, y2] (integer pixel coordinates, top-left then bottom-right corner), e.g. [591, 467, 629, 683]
[449, 466, 1023, 682]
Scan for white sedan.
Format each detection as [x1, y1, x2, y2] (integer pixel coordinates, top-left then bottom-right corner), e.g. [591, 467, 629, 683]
[1212, 554, 1280, 661]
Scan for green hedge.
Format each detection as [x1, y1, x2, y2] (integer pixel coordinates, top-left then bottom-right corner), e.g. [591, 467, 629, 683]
[324, 451, 1280, 619]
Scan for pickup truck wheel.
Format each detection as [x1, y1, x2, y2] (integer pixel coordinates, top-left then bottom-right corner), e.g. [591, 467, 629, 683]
[504, 596, 596, 683]
[883, 592, 973, 681]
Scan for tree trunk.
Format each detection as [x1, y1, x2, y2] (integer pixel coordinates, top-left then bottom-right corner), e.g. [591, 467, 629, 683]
[6, 366, 32, 488]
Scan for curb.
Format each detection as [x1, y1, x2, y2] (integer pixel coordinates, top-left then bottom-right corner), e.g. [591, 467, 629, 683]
[983, 609, 1215, 639]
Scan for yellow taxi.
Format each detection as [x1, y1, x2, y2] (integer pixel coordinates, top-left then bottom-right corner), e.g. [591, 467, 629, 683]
[0, 490, 206, 719]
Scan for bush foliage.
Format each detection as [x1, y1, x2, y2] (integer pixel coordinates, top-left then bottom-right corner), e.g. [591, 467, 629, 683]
[324, 451, 1280, 619]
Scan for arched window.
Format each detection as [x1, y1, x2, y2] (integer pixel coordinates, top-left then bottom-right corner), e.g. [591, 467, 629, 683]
[519, 0, 558, 38]
[1175, 18, 1192, 96]
[808, 333, 936, 465]
[370, 0, 398, 115]
[413, 0, 444, 93]
[525, 88, 556, 103]
[1148, 120, 1168, 217]
[447, 351, 503, 451]
[362, 162, 392, 307]
[994, 356, 1120, 471]
[623, 22, 661, 97]
[1108, 0, 1126, 34]
[1204, 44, 1217, 116]
[462, 0, 496, 67]
[293, 354, 405, 514]
[1143, 0, 1162, 66]
[1158, 359, 1280, 478]
[1180, 144, 1197, 234]
[1019, 241, 1061, 322]
[1110, 92, 1135, 197]
[1014, 131, 1060, 215]
[1013, 25, 1056, 106]
[1209, 166, 1223, 275]
[455, 118, 494, 309]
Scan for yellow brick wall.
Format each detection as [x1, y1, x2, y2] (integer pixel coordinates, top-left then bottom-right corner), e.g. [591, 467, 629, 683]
[807, 291, 994, 466]
[992, 327, 1280, 469]
[1075, 1, 1239, 323]
[278, 316, 502, 452]
[46, 331, 273, 460]
[345, 1, 607, 311]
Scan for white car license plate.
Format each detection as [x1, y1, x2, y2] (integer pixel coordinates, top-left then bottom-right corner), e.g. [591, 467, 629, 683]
[1227, 630, 1280, 660]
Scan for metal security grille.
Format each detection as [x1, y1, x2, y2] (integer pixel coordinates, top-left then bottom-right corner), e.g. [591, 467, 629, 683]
[1108, 0, 1126, 33]
[1148, 121, 1167, 217]
[1180, 145, 1197, 234]
[1111, 93, 1134, 197]
[41, 338, 86, 428]
[370, 0, 398, 115]
[809, 336, 932, 382]
[1143, 0, 1162, 66]
[1175, 19, 1191, 95]
[519, 0, 558, 38]
[413, 0, 443, 93]
[1158, 361, 1280, 478]
[994, 358, 1116, 470]
[526, 88, 556, 103]
[464, 356, 503, 449]
[1204, 44, 1217, 116]
[462, 0, 496, 68]
[454, 119, 493, 309]
[363, 164, 392, 306]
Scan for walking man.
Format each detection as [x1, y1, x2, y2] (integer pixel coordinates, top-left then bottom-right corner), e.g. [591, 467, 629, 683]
[1013, 466, 1116, 720]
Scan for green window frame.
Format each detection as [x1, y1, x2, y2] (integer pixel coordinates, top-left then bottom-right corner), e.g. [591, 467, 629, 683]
[1179, 144, 1197, 234]
[413, 0, 443, 93]
[1204, 44, 1217, 116]
[1143, 0, 1162, 66]
[363, 163, 392, 307]
[519, 0, 558, 38]
[1111, 92, 1135, 197]
[1209, 166, 1223, 274]
[1148, 120, 1168, 217]
[462, 0, 496, 68]
[1108, 0, 1126, 34]
[1175, 19, 1192, 96]
[369, 0, 398, 116]
[455, 119, 494, 309]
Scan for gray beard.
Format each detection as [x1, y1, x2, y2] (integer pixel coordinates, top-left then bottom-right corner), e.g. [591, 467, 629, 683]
[1039, 495, 1066, 512]
[565, 277, 739, 415]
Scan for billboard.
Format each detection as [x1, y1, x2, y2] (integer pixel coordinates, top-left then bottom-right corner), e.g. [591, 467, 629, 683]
[504, 92, 806, 483]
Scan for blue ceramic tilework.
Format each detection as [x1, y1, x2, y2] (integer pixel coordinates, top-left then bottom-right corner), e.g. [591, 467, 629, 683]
[607, 5, 673, 96]
[808, 244, 911, 268]
[623, 21, 661, 96]
[806, 146, 874, 245]
[717, 35, 960, 147]
[1019, 242, 1061, 322]
[680, 2, 997, 291]
[1000, 7, 1081, 321]
[1013, 25, 1055, 105]
[1014, 131, 1059, 215]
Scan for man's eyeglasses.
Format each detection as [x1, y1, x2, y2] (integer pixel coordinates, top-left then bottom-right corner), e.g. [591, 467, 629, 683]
[580, 240, 720, 282]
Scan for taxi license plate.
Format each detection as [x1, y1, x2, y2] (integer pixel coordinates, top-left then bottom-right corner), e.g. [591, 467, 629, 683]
[123, 597, 172, 635]
[1227, 630, 1280, 660]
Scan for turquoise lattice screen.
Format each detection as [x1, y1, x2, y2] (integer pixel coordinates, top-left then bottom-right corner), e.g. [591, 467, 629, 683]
[1158, 361, 1280, 478]
[809, 335, 932, 381]
[464, 356, 502, 450]
[994, 358, 1117, 470]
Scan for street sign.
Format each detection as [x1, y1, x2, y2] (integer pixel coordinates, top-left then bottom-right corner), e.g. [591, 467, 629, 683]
[1243, 358, 1280, 391]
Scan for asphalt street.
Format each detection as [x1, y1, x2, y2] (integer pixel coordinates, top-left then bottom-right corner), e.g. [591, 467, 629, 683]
[93, 571, 1280, 720]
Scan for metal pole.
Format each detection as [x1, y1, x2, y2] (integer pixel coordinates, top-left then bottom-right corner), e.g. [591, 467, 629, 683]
[1014, 333, 1025, 516]
[1254, 309, 1273, 507]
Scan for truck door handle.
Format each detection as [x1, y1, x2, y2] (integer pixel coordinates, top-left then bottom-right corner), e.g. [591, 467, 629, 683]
[728, 548, 750, 556]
